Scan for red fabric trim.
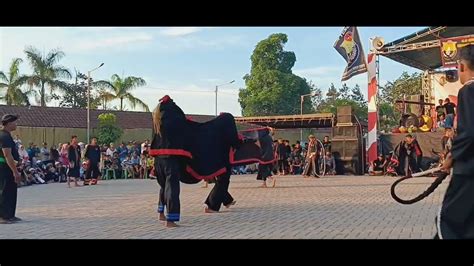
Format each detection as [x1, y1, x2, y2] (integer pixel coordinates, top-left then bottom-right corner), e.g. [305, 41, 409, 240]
[229, 148, 276, 165]
[149, 149, 192, 159]
[160, 95, 171, 103]
[232, 158, 277, 165]
[186, 166, 227, 180]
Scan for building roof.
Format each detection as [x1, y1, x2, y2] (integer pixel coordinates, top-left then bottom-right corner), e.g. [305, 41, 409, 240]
[235, 113, 335, 129]
[0, 105, 214, 129]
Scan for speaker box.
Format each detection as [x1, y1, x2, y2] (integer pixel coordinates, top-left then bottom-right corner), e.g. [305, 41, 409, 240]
[331, 138, 363, 175]
[333, 125, 359, 138]
[336, 106, 353, 125]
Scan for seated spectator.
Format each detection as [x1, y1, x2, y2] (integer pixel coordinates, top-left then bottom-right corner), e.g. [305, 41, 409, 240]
[437, 114, 446, 129]
[324, 152, 336, 175]
[121, 155, 134, 178]
[111, 152, 122, 178]
[370, 154, 387, 175]
[50, 145, 60, 162]
[139, 154, 147, 178]
[292, 156, 303, 175]
[146, 156, 155, 179]
[18, 144, 30, 165]
[130, 152, 140, 178]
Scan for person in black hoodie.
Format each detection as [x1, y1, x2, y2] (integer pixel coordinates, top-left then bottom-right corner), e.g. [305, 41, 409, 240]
[84, 137, 101, 185]
[438, 44, 474, 239]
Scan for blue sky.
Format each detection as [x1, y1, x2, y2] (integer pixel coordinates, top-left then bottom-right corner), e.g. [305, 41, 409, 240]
[0, 27, 424, 116]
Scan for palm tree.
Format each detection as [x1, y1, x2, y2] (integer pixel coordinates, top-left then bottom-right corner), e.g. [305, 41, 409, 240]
[94, 74, 149, 111]
[24, 46, 72, 107]
[0, 58, 36, 106]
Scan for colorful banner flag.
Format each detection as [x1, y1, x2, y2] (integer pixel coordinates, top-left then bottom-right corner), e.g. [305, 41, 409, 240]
[334, 26, 368, 81]
[440, 35, 474, 68]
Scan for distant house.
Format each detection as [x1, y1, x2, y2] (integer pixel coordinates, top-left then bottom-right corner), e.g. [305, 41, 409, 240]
[0, 105, 215, 146]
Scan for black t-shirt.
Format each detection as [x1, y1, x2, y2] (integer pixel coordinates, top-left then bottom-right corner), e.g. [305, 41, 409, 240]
[444, 102, 456, 115]
[85, 144, 101, 163]
[0, 129, 20, 161]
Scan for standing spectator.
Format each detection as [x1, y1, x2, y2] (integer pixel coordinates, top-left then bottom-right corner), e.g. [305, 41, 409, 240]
[67, 136, 81, 188]
[84, 137, 101, 185]
[59, 144, 69, 181]
[443, 98, 456, 128]
[322, 136, 332, 153]
[276, 139, 288, 175]
[436, 99, 446, 122]
[294, 141, 302, 158]
[50, 145, 60, 162]
[18, 145, 29, 165]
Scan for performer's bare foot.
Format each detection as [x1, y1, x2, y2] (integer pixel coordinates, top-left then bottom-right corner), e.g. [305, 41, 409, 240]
[159, 213, 166, 221]
[259, 182, 267, 188]
[204, 206, 218, 213]
[225, 201, 236, 208]
[165, 221, 178, 228]
[303, 175, 309, 178]
[201, 182, 208, 188]
[271, 177, 276, 188]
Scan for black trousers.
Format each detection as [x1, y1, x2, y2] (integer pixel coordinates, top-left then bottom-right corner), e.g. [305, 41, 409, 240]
[437, 174, 474, 239]
[257, 163, 272, 181]
[155, 157, 182, 222]
[277, 159, 286, 173]
[0, 166, 17, 219]
[205, 167, 234, 212]
[85, 161, 101, 179]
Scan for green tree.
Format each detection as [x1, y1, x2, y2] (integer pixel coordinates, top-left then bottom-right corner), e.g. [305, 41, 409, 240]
[96, 113, 123, 145]
[238, 33, 314, 116]
[380, 71, 422, 104]
[350, 84, 365, 103]
[0, 58, 36, 106]
[24, 46, 71, 106]
[94, 74, 148, 111]
[58, 71, 100, 109]
[317, 84, 368, 123]
[378, 71, 422, 131]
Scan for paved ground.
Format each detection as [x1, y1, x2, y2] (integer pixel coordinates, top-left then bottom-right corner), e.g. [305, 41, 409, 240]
[0, 174, 447, 239]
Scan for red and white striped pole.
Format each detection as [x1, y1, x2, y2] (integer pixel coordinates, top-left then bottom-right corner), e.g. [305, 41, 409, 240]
[367, 52, 378, 164]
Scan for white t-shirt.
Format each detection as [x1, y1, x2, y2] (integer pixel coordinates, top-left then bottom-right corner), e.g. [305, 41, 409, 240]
[106, 148, 115, 157]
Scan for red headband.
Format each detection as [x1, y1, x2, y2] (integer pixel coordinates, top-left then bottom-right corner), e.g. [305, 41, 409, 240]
[160, 95, 171, 104]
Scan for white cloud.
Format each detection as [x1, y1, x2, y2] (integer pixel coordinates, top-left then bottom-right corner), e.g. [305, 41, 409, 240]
[70, 32, 153, 52]
[160, 27, 202, 37]
[119, 83, 241, 116]
[294, 66, 341, 77]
